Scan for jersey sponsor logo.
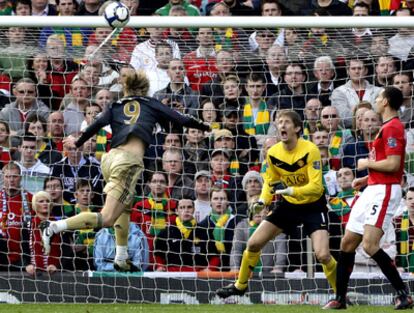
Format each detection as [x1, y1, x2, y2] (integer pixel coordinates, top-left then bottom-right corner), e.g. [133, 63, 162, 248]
[283, 174, 306, 185]
[313, 161, 321, 170]
[269, 153, 309, 172]
[387, 137, 397, 148]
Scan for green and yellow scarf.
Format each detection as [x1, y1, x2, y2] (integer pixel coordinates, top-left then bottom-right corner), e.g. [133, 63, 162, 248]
[243, 100, 270, 135]
[211, 209, 231, 253]
[329, 130, 343, 157]
[148, 193, 169, 236]
[176, 217, 196, 239]
[329, 189, 357, 217]
[214, 28, 234, 52]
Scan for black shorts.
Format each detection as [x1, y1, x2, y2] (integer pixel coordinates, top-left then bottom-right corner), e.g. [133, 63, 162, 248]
[265, 195, 329, 236]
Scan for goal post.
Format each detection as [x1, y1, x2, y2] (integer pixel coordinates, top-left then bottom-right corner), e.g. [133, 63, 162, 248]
[0, 15, 413, 305]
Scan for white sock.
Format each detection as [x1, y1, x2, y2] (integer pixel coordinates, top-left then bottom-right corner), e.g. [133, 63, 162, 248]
[115, 245, 128, 263]
[50, 220, 68, 234]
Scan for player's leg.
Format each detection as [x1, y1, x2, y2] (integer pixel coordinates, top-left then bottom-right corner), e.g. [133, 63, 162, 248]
[216, 220, 282, 298]
[310, 229, 337, 293]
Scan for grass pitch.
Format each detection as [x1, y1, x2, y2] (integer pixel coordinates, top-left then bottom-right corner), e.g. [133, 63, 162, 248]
[0, 304, 400, 313]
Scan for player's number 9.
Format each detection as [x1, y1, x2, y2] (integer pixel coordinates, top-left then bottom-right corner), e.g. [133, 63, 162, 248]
[123, 101, 140, 125]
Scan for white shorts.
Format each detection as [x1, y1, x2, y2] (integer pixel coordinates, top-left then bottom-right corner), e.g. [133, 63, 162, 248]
[346, 184, 401, 235]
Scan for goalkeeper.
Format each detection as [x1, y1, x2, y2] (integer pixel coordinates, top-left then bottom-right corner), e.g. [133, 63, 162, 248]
[217, 109, 337, 297]
[39, 69, 210, 272]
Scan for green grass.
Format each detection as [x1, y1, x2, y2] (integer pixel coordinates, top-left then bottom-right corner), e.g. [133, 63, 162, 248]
[0, 304, 400, 313]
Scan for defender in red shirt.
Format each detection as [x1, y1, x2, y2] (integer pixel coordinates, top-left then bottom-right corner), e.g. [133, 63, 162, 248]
[324, 87, 413, 310]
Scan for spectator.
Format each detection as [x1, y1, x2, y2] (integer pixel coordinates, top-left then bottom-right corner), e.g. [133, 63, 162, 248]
[50, 134, 102, 204]
[145, 42, 173, 96]
[320, 105, 353, 170]
[63, 78, 91, 135]
[45, 35, 79, 110]
[154, 198, 207, 271]
[43, 176, 74, 219]
[76, 0, 100, 15]
[248, 0, 284, 52]
[130, 26, 181, 72]
[72, 179, 99, 270]
[0, 27, 31, 81]
[269, 62, 308, 120]
[311, 128, 329, 147]
[153, 58, 199, 117]
[17, 133, 50, 194]
[374, 54, 398, 87]
[222, 0, 259, 15]
[349, 2, 372, 54]
[162, 148, 195, 200]
[0, 78, 49, 135]
[213, 128, 249, 176]
[0, 120, 11, 172]
[0, 0, 12, 15]
[183, 27, 218, 92]
[220, 74, 244, 110]
[329, 167, 359, 229]
[242, 73, 271, 141]
[201, 50, 237, 106]
[350, 101, 372, 139]
[80, 103, 111, 161]
[156, 0, 200, 16]
[25, 191, 74, 275]
[94, 222, 149, 271]
[308, 55, 337, 107]
[342, 109, 381, 178]
[230, 195, 287, 273]
[392, 72, 414, 126]
[31, 0, 57, 15]
[319, 145, 339, 197]
[38, 0, 91, 56]
[94, 88, 113, 111]
[302, 98, 322, 140]
[198, 188, 240, 271]
[193, 170, 212, 222]
[12, 0, 31, 15]
[370, 30, 389, 58]
[388, 8, 414, 71]
[331, 56, 382, 127]
[306, 0, 352, 16]
[237, 170, 263, 218]
[263, 45, 287, 97]
[260, 136, 277, 176]
[184, 127, 209, 172]
[0, 162, 32, 271]
[131, 171, 177, 270]
[42, 111, 65, 165]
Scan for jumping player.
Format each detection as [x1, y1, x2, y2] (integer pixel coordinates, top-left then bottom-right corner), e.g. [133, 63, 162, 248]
[39, 69, 210, 271]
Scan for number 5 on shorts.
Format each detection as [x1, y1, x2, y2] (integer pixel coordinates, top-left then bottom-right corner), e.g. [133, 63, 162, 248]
[370, 204, 378, 216]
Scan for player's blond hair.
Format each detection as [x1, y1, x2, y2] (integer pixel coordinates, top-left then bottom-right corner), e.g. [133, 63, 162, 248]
[123, 69, 150, 97]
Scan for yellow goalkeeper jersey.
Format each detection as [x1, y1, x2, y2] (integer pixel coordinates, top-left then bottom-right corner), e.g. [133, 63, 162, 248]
[261, 138, 324, 205]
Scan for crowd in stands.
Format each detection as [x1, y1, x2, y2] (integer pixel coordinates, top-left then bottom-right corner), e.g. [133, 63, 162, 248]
[1, 0, 414, 275]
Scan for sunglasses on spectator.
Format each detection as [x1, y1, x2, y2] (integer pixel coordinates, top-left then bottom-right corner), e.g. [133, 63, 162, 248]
[322, 114, 337, 119]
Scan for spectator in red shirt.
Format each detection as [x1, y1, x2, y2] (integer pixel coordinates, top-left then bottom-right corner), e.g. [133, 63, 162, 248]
[183, 27, 218, 92]
[0, 162, 32, 271]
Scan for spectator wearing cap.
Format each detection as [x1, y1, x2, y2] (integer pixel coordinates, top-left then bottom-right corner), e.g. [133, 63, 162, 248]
[194, 170, 212, 222]
[213, 128, 248, 176]
[184, 127, 209, 172]
[236, 170, 263, 218]
[221, 105, 260, 170]
[209, 148, 243, 205]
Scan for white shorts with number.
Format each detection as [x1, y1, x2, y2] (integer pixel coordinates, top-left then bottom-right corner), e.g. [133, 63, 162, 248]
[346, 184, 402, 235]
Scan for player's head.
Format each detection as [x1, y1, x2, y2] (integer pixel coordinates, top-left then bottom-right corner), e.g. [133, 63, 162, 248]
[377, 86, 403, 112]
[275, 110, 302, 139]
[123, 69, 150, 97]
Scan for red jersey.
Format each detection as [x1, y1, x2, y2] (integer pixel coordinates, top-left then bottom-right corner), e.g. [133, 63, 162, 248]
[183, 50, 217, 92]
[368, 117, 405, 185]
[0, 191, 33, 264]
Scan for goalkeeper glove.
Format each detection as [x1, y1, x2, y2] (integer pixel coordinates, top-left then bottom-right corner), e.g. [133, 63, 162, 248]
[250, 200, 265, 215]
[271, 182, 294, 196]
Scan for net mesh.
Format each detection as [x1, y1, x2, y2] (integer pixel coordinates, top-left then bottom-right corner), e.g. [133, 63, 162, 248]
[0, 22, 412, 305]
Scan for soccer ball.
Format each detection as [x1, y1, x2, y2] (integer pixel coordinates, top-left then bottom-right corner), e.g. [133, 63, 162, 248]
[104, 1, 130, 28]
